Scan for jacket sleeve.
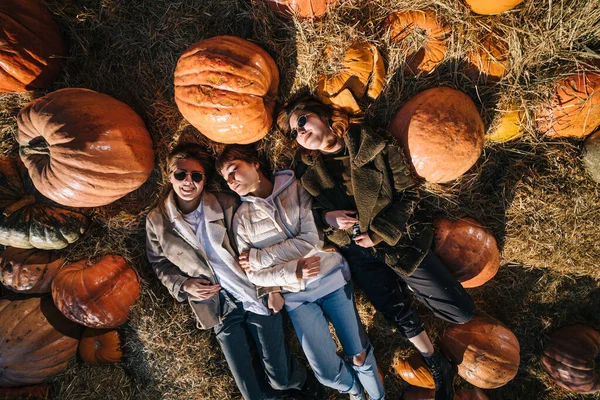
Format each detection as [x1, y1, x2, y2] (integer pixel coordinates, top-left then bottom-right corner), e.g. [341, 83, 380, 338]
[145, 215, 189, 302]
[369, 144, 421, 247]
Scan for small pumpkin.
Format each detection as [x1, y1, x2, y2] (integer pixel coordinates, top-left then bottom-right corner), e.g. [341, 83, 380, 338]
[486, 108, 525, 143]
[541, 324, 600, 394]
[78, 328, 122, 365]
[174, 36, 279, 144]
[402, 386, 488, 399]
[16, 88, 155, 208]
[466, 34, 508, 82]
[463, 0, 524, 15]
[52, 255, 140, 329]
[433, 218, 500, 288]
[389, 87, 484, 183]
[0, 0, 66, 92]
[317, 42, 386, 115]
[0, 297, 81, 387]
[0, 157, 89, 250]
[440, 315, 520, 389]
[394, 353, 434, 388]
[536, 72, 600, 138]
[583, 130, 600, 183]
[385, 10, 450, 75]
[0, 384, 51, 400]
[262, 0, 337, 18]
[0, 247, 63, 293]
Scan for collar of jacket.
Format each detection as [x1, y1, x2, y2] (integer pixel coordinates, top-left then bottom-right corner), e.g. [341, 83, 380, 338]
[164, 190, 224, 225]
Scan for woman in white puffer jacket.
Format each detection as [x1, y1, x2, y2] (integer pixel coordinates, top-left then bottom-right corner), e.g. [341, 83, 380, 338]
[217, 144, 385, 400]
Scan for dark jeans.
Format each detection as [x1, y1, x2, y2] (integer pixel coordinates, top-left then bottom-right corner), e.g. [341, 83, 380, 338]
[213, 291, 306, 400]
[339, 242, 474, 339]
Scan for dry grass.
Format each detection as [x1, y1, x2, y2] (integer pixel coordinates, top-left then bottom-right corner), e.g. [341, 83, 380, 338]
[1, 0, 600, 398]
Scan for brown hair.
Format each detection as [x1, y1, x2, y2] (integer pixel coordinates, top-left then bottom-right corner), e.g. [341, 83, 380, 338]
[215, 144, 271, 180]
[276, 95, 350, 151]
[166, 142, 215, 183]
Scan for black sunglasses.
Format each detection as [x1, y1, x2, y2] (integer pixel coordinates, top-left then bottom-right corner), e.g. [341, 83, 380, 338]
[290, 114, 308, 140]
[173, 171, 204, 182]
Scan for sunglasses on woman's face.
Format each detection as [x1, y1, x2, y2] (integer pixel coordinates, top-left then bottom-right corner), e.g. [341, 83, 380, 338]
[173, 171, 204, 183]
[290, 114, 308, 140]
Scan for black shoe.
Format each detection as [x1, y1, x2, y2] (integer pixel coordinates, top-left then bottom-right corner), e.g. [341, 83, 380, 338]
[422, 352, 455, 400]
[300, 372, 326, 399]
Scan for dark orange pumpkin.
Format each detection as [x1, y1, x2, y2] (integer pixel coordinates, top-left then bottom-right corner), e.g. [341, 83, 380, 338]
[0, 247, 63, 294]
[541, 324, 600, 394]
[16, 88, 155, 208]
[0, 297, 81, 387]
[433, 218, 500, 288]
[78, 328, 122, 365]
[389, 87, 484, 183]
[440, 315, 520, 389]
[174, 36, 279, 144]
[466, 34, 508, 83]
[0, 0, 65, 92]
[394, 353, 434, 388]
[536, 72, 600, 138]
[0, 384, 51, 400]
[52, 255, 140, 329]
[0, 157, 89, 250]
[263, 0, 337, 18]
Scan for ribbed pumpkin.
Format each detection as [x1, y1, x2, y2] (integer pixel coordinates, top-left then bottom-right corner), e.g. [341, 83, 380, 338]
[0, 247, 63, 294]
[0, 157, 89, 250]
[0, 297, 81, 387]
[174, 36, 279, 144]
[440, 315, 520, 389]
[262, 0, 337, 18]
[433, 218, 500, 288]
[0, 384, 51, 400]
[394, 353, 434, 388]
[78, 328, 122, 365]
[385, 10, 450, 75]
[52, 255, 140, 329]
[466, 34, 508, 82]
[317, 42, 386, 115]
[402, 386, 489, 399]
[0, 0, 65, 92]
[541, 324, 600, 394]
[536, 72, 600, 138]
[583, 130, 600, 183]
[486, 108, 525, 143]
[389, 87, 484, 183]
[463, 0, 524, 15]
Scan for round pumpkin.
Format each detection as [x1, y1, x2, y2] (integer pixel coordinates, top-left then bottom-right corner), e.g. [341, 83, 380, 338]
[0, 384, 51, 400]
[583, 130, 600, 183]
[440, 315, 520, 389]
[174, 36, 279, 144]
[389, 87, 484, 183]
[536, 72, 600, 138]
[0, 0, 65, 92]
[463, 0, 524, 15]
[394, 353, 435, 388]
[433, 218, 500, 288]
[0, 247, 63, 294]
[541, 324, 600, 394]
[52, 255, 140, 329]
[385, 10, 450, 75]
[78, 328, 122, 365]
[402, 386, 488, 399]
[0, 157, 89, 250]
[466, 34, 508, 82]
[486, 108, 525, 143]
[16, 88, 155, 208]
[0, 297, 81, 387]
[262, 0, 337, 18]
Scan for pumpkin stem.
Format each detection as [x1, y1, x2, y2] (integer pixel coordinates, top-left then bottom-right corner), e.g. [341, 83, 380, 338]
[3, 195, 36, 217]
[21, 137, 50, 157]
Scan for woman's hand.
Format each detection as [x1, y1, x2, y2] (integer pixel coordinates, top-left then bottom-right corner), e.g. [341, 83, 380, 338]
[267, 292, 285, 313]
[296, 256, 321, 280]
[182, 278, 221, 300]
[354, 233, 375, 248]
[325, 210, 359, 230]
[238, 250, 250, 270]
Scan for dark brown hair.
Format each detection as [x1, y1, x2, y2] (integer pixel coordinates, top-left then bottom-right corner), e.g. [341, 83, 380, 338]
[215, 144, 271, 179]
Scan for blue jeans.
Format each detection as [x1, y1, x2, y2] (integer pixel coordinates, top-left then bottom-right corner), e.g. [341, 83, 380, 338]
[288, 282, 385, 400]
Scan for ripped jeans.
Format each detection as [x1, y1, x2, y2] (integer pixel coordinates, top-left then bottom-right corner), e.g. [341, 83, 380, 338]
[288, 282, 385, 400]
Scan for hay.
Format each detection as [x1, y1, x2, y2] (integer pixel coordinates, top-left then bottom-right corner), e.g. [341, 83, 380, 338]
[1, 0, 600, 398]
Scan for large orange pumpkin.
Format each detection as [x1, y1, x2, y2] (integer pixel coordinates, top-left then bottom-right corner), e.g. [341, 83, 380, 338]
[541, 324, 600, 394]
[0, 384, 51, 400]
[0, 297, 81, 387]
[433, 218, 500, 288]
[394, 353, 434, 388]
[174, 36, 279, 144]
[389, 87, 484, 183]
[402, 386, 489, 399]
[0, 0, 65, 92]
[52, 255, 140, 329]
[385, 10, 450, 75]
[466, 34, 508, 83]
[16, 88, 155, 208]
[536, 72, 600, 138]
[78, 328, 122, 365]
[463, 0, 524, 15]
[262, 0, 337, 18]
[0, 247, 63, 294]
[440, 315, 520, 389]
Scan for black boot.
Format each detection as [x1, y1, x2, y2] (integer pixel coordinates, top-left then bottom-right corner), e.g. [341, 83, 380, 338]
[300, 372, 326, 399]
[422, 352, 455, 400]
